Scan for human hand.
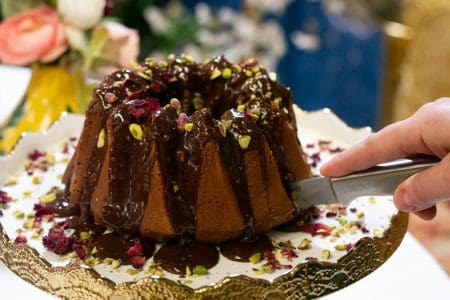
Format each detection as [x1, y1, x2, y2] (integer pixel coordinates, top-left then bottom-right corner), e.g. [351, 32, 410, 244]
[320, 98, 450, 220]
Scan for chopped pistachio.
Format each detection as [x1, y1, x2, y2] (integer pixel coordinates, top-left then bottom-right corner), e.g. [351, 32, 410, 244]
[349, 225, 358, 235]
[238, 135, 252, 149]
[68, 251, 78, 259]
[184, 123, 194, 132]
[7, 176, 18, 185]
[97, 128, 106, 148]
[232, 64, 241, 72]
[245, 70, 253, 77]
[193, 265, 208, 276]
[103, 258, 113, 265]
[79, 231, 91, 241]
[253, 268, 265, 275]
[91, 247, 98, 255]
[31, 232, 40, 240]
[185, 266, 192, 276]
[173, 185, 179, 192]
[210, 68, 221, 80]
[85, 256, 100, 267]
[158, 60, 168, 68]
[334, 244, 347, 251]
[298, 238, 311, 250]
[40, 192, 56, 204]
[32, 176, 40, 185]
[12, 210, 25, 219]
[223, 120, 233, 129]
[250, 107, 261, 116]
[27, 212, 36, 219]
[137, 71, 151, 80]
[262, 264, 274, 273]
[373, 228, 382, 238]
[170, 98, 181, 114]
[183, 279, 193, 285]
[321, 249, 331, 260]
[237, 104, 246, 112]
[283, 107, 289, 114]
[218, 122, 227, 137]
[222, 68, 232, 79]
[369, 196, 377, 204]
[45, 153, 55, 165]
[249, 252, 261, 264]
[330, 227, 341, 237]
[23, 220, 34, 229]
[111, 259, 121, 269]
[126, 268, 139, 275]
[269, 72, 277, 82]
[181, 53, 193, 62]
[338, 218, 348, 226]
[129, 123, 144, 141]
[272, 97, 282, 108]
[251, 66, 260, 73]
[130, 60, 138, 68]
[356, 211, 364, 218]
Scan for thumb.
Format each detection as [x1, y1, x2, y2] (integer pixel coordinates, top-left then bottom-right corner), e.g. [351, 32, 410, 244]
[394, 154, 450, 212]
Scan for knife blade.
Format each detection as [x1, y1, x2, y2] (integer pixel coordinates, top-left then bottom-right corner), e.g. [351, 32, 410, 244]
[289, 155, 440, 208]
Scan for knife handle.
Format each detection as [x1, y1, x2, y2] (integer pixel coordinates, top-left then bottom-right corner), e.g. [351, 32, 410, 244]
[331, 155, 440, 204]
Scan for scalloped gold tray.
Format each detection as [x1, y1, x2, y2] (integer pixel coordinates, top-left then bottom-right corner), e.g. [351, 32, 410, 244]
[0, 109, 408, 299]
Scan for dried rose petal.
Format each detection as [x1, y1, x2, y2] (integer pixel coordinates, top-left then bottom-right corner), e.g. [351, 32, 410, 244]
[346, 243, 353, 252]
[42, 227, 73, 255]
[72, 243, 86, 259]
[300, 223, 333, 236]
[243, 60, 258, 68]
[131, 255, 146, 269]
[127, 241, 143, 257]
[349, 208, 357, 213]
[325, 212, 337, 218]
[33, 203, 55, 218]
[150, 81, 162, 93]
[0, 190, 12, 204]
[127, 90, 147, 100]
[15, 234, 27, 244]
[28, 150, 46, 161]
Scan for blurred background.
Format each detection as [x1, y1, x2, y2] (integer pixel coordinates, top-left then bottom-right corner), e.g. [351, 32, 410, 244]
[1, 0, 450, 276]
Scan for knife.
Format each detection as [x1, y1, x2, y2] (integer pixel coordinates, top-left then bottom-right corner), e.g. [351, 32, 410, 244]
[289, 155, 440, 208]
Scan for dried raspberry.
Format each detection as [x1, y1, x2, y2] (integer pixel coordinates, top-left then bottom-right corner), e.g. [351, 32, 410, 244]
[42, 227, 73, 255]
[130, 255, 146, 269]
[127, 98, 160, 120]
[15, 234, 27, 244]
[349, 208, 357, 213]
[28, 150, 46, 161]
[300, 223, 333, 236]
[325, 212, 337, 218]
[150, 81, 162, 93]
[126, 241, 143, 257]
[72, 243, 86, 259]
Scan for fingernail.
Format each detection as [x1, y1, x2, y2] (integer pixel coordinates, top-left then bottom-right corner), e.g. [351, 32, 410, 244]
[397, 189, 417, 211]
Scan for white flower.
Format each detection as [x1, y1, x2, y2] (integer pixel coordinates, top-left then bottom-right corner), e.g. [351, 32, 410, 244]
[58, 0, 106, 30]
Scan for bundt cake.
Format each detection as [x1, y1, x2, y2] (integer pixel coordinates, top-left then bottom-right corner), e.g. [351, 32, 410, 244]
[61, 54, 311, 244]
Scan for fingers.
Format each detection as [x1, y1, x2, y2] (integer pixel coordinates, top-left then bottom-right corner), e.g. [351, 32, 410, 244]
[321, 119, 427, 177]
[393, 154, 450, 213]
[413, 206, 437, 220]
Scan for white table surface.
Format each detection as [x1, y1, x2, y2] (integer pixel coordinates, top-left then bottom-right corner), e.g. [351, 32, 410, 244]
[1, 233, 449, 299]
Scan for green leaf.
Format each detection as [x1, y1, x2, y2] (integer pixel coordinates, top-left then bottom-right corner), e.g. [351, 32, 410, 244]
[1, 0, 46, 18]
[83, 26, 109, 71]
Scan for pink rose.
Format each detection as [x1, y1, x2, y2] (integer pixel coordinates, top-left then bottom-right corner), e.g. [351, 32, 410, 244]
[0, 6, 68, 65]
[97, 22, 140, 68]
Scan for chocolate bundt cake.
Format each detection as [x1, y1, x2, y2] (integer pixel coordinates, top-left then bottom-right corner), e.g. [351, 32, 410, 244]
[61, 54, 311, 244]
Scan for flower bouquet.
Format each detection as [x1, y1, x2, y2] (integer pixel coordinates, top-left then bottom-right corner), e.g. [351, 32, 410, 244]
[0, 0, 139, 153]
